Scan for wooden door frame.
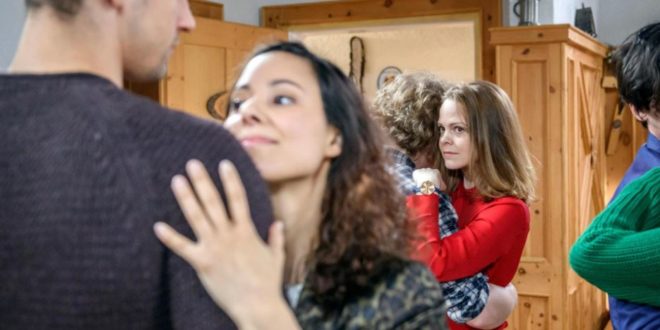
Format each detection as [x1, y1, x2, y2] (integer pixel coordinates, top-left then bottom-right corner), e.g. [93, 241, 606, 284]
[261, 0, 502, 82]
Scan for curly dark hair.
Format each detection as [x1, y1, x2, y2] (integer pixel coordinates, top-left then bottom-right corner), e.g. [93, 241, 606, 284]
[614, 22, 660, 125]
[239, 42, 415, 312]
[373, 72, 448, 163]
[25, 0, 82, 15]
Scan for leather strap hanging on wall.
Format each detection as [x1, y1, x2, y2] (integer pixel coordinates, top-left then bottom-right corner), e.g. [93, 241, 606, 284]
[349, 36, 365, 94]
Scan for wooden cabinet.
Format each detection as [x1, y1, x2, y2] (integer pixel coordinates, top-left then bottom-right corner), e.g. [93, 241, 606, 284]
[491, 25, 608, 330]
[127, 1, 287, 121]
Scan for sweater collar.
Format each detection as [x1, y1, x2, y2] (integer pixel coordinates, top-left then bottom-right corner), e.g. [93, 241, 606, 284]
[647, 132, 660, 153]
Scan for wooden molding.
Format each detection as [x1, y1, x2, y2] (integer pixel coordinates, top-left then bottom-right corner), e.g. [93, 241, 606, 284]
[190, 0, 224, 21]
[261, 0, 502, 82]
[490, 24, 608, 57]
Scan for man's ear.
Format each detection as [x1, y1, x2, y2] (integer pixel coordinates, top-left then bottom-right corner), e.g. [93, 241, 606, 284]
[105, 0, 124, 12]
[629, 104, 648, 122]
[325, 127, 342, 158]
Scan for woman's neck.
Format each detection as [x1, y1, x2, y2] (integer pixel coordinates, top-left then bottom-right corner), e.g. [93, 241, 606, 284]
[268, 163, 330, 285]
[463, 172, 475, 189]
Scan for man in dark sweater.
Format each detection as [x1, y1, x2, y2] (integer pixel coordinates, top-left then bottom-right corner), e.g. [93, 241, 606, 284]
[0, 0, 273, 329]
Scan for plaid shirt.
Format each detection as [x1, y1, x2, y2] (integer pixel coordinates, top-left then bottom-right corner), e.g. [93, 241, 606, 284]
[388, 148, 489, 323]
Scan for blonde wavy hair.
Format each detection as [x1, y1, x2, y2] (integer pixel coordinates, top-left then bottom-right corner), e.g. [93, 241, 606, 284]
[440, 81, 536, 203]
[373, 73, 448, 160]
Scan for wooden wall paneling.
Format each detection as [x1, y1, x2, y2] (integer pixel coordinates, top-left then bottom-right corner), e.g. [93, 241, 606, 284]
[601, 48, 648, 203]
[165, 44, 185, 111]
[128, 15, 287, 121]
[169, 18, 287, 120]
[603, 88, 633, 200]
[181, 44, 226, 119]
[189, 0, 224, 21]
[632, 118, 649, 154]
[261, 0, 501, 82]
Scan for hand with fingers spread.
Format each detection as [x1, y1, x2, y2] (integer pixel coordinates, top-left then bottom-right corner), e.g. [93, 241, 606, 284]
[154, 160, 299, 330]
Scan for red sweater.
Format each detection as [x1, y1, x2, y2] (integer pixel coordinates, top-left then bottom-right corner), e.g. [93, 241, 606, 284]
[408, 182, 530, 330]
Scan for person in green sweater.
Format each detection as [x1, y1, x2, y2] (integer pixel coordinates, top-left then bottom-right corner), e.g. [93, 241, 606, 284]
[569, 167, 660, 307]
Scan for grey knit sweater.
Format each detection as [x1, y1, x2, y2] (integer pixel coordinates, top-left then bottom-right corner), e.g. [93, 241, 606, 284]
[0, 73, 273, 329]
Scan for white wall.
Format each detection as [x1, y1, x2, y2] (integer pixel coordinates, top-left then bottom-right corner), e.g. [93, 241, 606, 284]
[296, 20, 477, 101]
[216, 0, 329, 26]
[598, 0, 660, 45]
[0, 2, 26, 70]
[501, 0, 659, 46]
[505, 0, 554, 26]
[504, 0, 599, 28]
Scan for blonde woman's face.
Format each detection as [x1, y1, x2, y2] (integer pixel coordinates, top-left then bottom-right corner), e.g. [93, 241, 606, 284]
[223, 52, 341, 183]
[438, 99, 471, 171]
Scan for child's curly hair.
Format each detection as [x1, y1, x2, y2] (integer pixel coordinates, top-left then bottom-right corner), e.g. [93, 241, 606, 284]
[373, 73, 448, 163]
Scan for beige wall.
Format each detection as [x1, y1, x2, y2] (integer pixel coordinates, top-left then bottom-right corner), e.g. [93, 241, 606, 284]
[293, 19, 477, 102]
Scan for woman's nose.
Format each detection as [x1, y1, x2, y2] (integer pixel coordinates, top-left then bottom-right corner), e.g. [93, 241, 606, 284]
[439, 131, 451, 145]
[238, 99, 263, 125]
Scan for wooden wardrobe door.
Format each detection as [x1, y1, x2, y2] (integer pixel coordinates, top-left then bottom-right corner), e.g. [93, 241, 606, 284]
[493, 25, 608, 330]
[165, 18, 287, 121]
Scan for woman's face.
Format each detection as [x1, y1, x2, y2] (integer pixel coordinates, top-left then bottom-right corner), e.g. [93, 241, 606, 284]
[224, 52, 341, 183]
[438, 99, 472, 171]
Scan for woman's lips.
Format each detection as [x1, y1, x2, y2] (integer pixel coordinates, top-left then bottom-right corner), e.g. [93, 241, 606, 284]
[240, 136, 277, 147]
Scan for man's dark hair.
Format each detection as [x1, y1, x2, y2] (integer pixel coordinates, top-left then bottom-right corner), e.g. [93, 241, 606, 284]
[25, 0, 83, 16]
[614, 22, 660, 122]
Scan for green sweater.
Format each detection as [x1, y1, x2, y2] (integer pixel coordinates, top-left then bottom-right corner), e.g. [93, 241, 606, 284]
[569, 167, 660, 307]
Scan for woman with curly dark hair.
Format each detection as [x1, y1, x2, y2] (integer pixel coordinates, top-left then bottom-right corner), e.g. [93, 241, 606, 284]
[153, 41, 447, 329]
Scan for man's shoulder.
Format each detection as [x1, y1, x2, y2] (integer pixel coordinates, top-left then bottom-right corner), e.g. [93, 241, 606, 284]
[113, 89, 239, 149]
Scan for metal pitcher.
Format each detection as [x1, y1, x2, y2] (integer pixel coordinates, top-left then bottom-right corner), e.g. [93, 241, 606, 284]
[513, 0, 540, 26]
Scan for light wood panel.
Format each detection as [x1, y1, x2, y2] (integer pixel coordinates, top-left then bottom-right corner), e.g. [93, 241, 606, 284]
[493, 25, 608, 330]
[261, 0, 501, 82]
[190, 0, 223, 21]
[602, 56, 647, 201]
[128, 17, 287, 122]
[163, 18, 287, 120]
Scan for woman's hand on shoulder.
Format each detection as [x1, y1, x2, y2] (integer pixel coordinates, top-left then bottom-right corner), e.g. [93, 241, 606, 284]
[153, 159, 298, 329]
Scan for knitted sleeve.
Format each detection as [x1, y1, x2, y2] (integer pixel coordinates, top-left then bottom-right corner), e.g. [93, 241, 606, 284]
[569, 167, 660, 307]
[125, 105, 274, 329]
[414, 198, 528, 282]
[407, 195, 489, 324]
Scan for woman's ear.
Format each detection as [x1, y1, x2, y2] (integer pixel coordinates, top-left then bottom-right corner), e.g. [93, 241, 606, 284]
[325, 127, 342, 158]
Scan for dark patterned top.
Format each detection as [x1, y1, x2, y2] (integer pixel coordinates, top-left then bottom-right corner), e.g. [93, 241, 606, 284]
[0, 73, 273, 329]
[294, 261, 448, 330]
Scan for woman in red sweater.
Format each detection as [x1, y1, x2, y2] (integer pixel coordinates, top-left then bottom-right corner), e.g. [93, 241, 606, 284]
[416, 81, 536, 330]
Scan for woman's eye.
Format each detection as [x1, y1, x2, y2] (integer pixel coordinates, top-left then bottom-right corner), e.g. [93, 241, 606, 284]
[274, 95, 294, 105]
[453, 126, 465, 133]
[230, 98, 244, 110]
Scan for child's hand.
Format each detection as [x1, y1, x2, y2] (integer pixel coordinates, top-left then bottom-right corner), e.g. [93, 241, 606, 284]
[413, 168, 446, 192]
